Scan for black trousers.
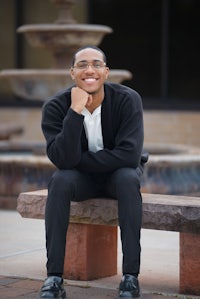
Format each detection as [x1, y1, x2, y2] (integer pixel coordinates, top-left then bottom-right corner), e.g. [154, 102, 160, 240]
[45, 167, 143, 277]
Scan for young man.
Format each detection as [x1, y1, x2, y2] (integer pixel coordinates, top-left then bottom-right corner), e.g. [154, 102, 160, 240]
[39, 45, 147, 299]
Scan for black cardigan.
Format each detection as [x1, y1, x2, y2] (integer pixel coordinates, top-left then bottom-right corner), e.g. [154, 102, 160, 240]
[41, 82, 144, 173]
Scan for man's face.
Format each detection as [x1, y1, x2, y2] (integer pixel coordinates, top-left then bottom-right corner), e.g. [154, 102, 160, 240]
[70, 48, 109, 95]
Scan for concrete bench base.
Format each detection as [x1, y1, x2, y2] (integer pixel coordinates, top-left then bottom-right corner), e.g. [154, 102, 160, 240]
[17, 190, 200, 295]
[180, 232, 200, 295]
[64, 223, 117, 280]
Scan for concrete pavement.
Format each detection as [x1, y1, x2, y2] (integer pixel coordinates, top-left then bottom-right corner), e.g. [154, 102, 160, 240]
[0, 209, 199, 299]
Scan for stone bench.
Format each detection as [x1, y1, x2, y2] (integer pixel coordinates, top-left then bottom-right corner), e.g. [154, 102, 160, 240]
[17, 190, 200, 295]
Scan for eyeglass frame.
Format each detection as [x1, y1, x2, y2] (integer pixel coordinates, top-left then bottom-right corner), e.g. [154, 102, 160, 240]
[72, 59, 107, 70]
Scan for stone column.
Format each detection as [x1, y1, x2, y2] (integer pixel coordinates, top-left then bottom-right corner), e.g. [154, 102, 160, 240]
[63, 223, 118, 280]
[180, 232, 200, 295]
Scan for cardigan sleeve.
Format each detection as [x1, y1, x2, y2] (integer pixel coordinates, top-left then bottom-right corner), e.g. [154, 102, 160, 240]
[42, 97, 85, 169]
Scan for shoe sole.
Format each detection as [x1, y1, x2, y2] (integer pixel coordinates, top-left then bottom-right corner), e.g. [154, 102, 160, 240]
[115, 293, 142, 299]
[38, 290, 66, 299]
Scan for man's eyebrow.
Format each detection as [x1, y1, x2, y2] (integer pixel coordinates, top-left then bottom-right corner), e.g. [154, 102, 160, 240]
[76, 60, 87, 62]
[76, 59, 103, 62]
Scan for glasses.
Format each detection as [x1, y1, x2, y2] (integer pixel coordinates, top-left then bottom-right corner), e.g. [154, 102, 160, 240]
[73, 60, 106, 70]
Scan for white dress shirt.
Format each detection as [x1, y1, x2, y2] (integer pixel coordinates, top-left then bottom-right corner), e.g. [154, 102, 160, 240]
[81, 106, 104, 153]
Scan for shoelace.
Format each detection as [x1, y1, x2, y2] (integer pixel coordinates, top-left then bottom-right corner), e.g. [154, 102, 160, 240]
[120, 275, 137, 291]
[125, 278, 137, 290]
[42, 279, 61, 291]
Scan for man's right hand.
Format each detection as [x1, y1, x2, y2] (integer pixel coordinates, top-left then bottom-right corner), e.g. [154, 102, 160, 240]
[70, 87, 92, 114]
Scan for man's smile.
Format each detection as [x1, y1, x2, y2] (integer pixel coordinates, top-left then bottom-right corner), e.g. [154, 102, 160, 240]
[83, 78, 98, 83]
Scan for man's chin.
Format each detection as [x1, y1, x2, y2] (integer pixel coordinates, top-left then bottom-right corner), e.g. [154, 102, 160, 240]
[83, 88, 96, 95]
[80, 86, 97, 95]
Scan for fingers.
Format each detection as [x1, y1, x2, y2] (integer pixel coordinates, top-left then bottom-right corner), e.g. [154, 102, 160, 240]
[71, 87, 92, 114]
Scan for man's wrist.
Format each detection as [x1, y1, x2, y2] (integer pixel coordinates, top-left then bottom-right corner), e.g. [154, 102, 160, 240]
[70, 105, 83, 115]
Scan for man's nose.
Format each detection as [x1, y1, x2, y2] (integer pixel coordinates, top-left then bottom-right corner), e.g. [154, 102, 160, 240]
[85, 64, 95, 72]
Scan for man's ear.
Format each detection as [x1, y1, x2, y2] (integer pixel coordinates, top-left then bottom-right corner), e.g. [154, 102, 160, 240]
[105, 67, 109, 79]
[70, 67, 75, 80]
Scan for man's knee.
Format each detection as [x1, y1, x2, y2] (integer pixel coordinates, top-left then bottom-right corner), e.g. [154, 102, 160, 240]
[49, 169, 79, 191]
[111, 168, 141, 186]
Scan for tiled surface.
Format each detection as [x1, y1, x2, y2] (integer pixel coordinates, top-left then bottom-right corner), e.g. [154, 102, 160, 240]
[0, 275, 185, 299]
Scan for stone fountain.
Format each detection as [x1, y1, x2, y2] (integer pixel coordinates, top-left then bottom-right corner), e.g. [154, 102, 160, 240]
[0, 0, 200, 209]
[0, 0, 132, 100]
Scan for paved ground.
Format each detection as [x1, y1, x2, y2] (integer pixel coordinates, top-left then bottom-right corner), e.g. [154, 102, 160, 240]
[0, 275, 189, 299]
[0, 209, 199, 299]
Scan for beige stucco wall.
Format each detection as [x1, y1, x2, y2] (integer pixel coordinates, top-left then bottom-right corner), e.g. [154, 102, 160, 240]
[0, 108, 44, 143]
[143, 110, 200, 147]
[0, 108, 199, 147]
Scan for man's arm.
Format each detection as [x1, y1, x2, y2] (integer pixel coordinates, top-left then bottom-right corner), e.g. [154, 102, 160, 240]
[77, 92, 144, 173]
[41, 87, 93, 169]
[42, 97, 84, 169]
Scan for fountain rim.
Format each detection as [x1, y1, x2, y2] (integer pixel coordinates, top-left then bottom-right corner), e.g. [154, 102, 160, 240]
[17, 24, 113, 33]
[0, 141, 200, 166]
[0, 69, 133, 101]
[0, 69, 133, 79]
[0, 153, 200, 167]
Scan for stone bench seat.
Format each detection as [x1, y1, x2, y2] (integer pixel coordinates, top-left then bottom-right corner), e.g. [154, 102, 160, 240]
[17, 190, 200, 295]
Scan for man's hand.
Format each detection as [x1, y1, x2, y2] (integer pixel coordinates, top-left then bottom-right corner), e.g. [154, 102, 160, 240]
[71, 87, 93, 114]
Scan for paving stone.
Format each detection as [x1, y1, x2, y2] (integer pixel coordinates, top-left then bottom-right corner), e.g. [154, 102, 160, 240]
[0, 276, 192, 299]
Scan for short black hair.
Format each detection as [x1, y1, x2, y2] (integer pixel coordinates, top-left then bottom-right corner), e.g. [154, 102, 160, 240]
[71, 45, 107, 67]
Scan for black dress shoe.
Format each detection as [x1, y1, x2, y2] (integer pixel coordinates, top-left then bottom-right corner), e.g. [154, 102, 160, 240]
[39, 276, 66, 298]
[116, 274, 142, 298]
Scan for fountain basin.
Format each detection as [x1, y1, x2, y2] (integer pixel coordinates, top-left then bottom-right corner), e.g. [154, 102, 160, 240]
[17, 24, 113, 50]
[0, 141, 200, 209]
[0, 69, 132, 100]
[142, 154, 200, 196]
[17, 23, 113, 68]
[141, 143, 200, 196]
[0, 140, 53, 209]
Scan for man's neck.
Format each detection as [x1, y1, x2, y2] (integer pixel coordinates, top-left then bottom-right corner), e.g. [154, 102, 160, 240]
[86, 91, 104, 114]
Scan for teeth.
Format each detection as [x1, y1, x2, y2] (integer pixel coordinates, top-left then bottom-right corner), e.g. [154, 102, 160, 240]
[84, 78, 96, 82]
